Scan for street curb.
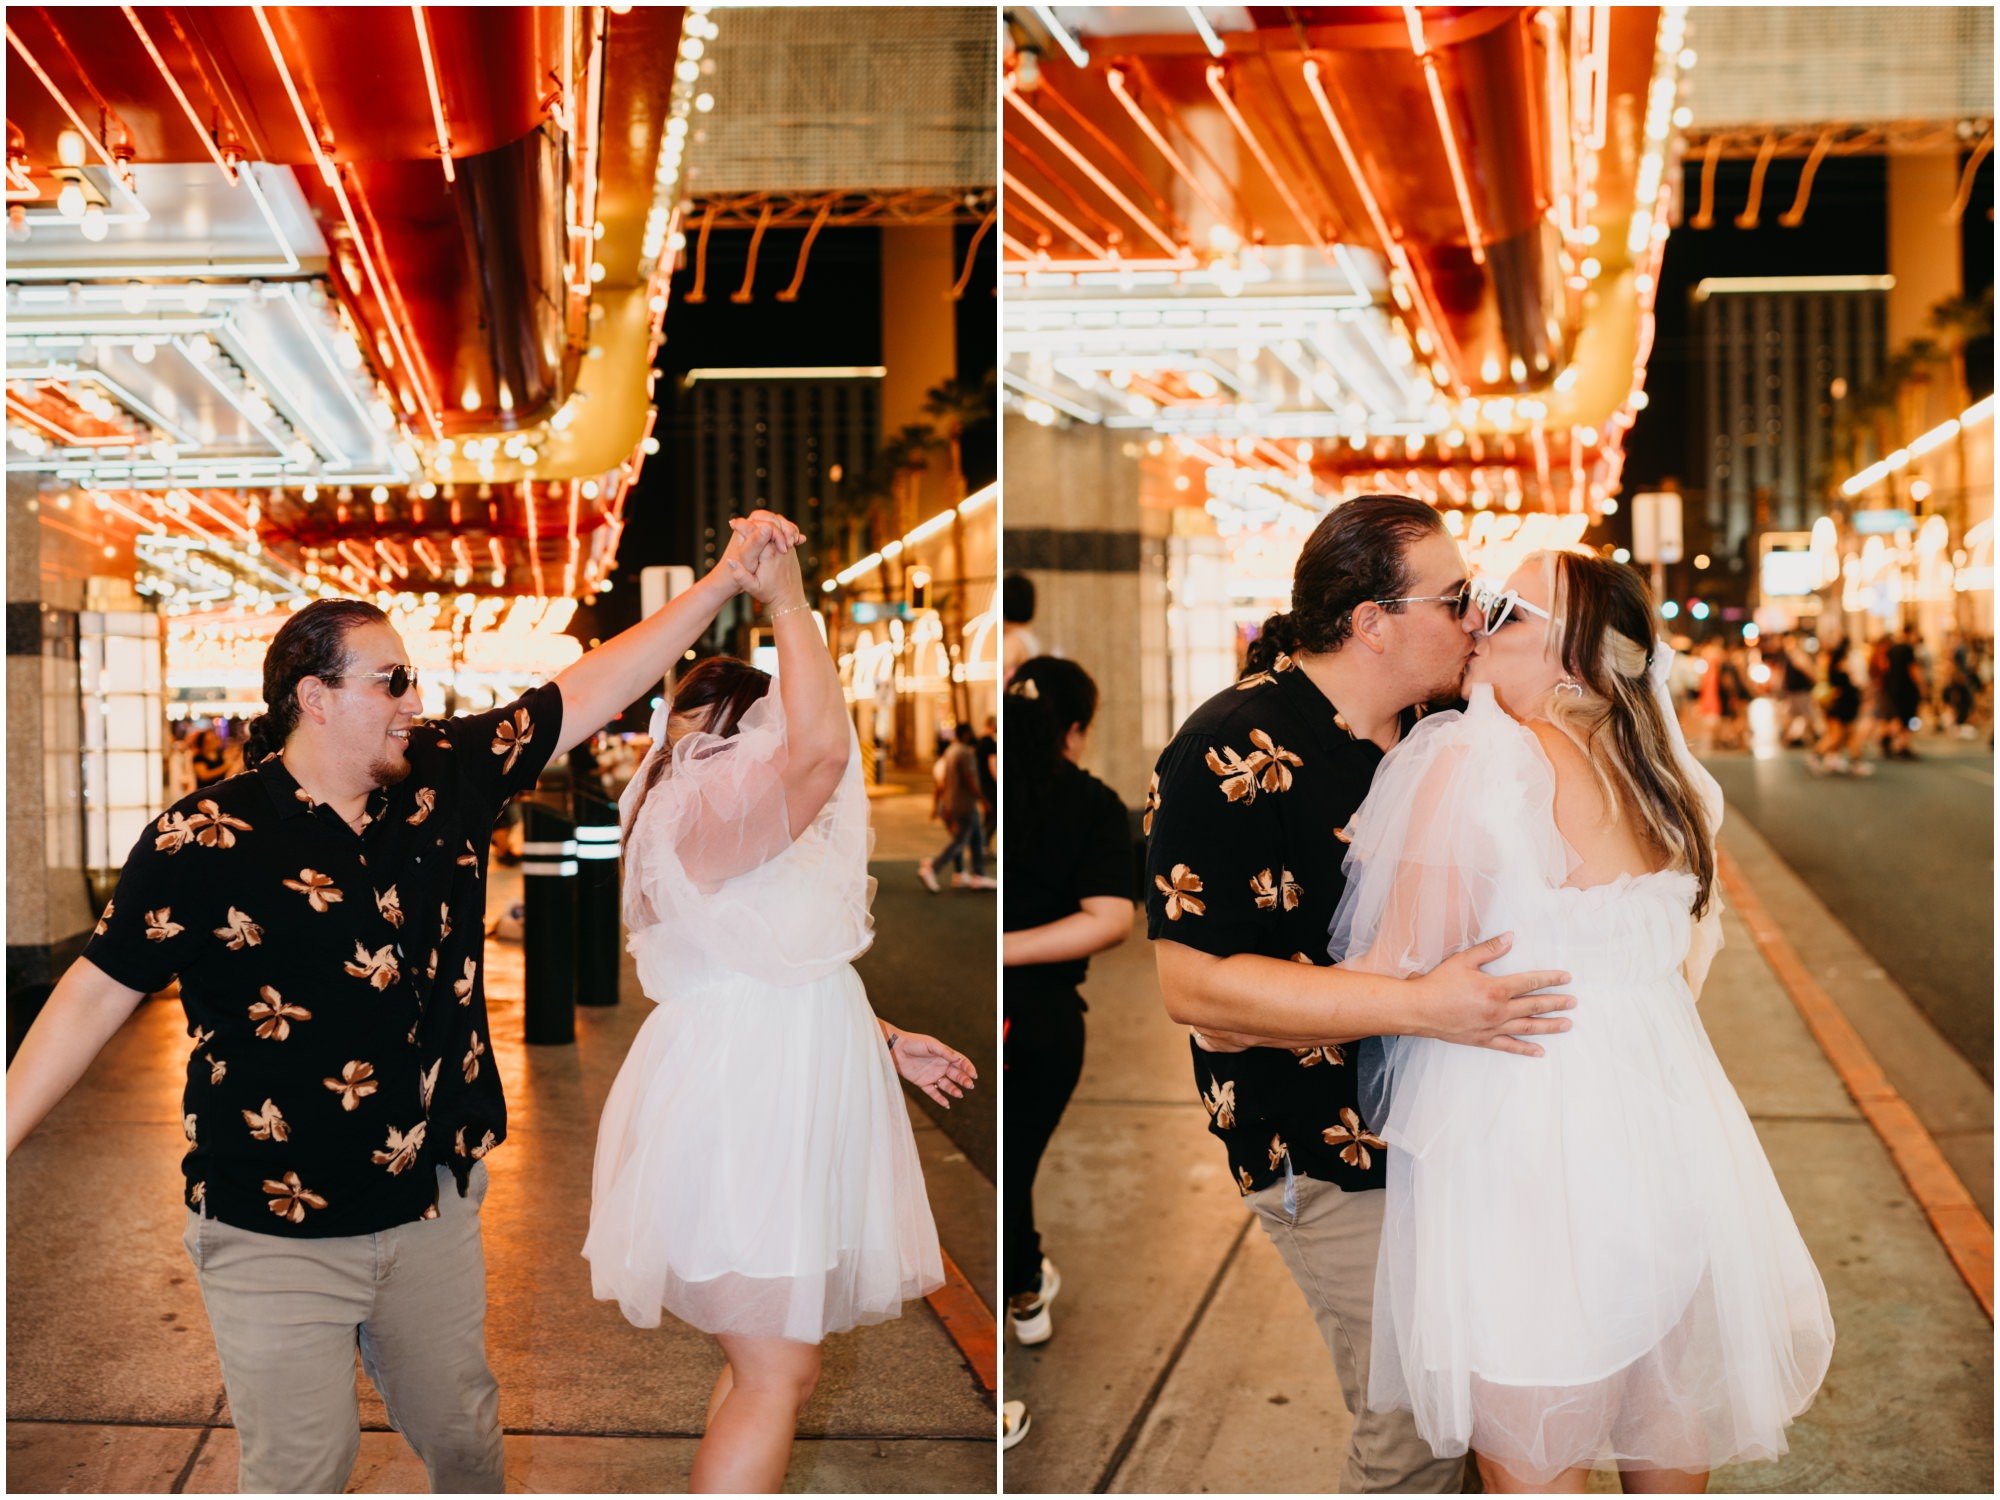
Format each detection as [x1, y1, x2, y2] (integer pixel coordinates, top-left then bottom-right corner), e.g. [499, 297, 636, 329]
[1718, 846, 1995, 1320]
[926, 1246, 998, 1394]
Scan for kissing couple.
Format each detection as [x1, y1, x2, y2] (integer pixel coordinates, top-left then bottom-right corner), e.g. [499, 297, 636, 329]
[7, 509, 976, 1494]
[1144, 494, 1833, 1493]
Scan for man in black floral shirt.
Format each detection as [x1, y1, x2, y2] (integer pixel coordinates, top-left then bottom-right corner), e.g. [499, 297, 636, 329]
[5, 510, 801, 1493]
[1145, 495, 1575, 1494]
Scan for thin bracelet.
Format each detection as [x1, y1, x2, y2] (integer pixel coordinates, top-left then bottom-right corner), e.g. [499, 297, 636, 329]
[770, 602, 812, 622]
[885, 1030, 900, 1053]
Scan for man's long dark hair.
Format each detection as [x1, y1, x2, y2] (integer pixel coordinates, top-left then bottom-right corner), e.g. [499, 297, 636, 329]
[1244, 495, 1448, 675]
[243, 599, 392, 765]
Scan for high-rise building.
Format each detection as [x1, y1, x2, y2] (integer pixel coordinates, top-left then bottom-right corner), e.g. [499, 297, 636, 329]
[671, 372, 882, 577]
[1693, 278, 1891, 552]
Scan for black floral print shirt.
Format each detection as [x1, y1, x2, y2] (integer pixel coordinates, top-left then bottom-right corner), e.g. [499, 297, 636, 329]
[82, 683, 562, 1237]
[1144, 654, 1420, 1198]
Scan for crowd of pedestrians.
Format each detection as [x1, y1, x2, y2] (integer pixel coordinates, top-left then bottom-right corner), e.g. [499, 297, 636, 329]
[1673, 625, 1993, 775]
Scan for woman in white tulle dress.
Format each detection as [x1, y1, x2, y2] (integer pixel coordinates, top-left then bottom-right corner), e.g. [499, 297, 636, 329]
[583, 526, 976, 1493]
[1330, 551, 1832, 1494]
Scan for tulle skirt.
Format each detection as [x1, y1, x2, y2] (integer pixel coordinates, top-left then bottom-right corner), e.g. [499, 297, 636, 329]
[583, 964, 944, 1343]
[1366, 969, 1834, 1483]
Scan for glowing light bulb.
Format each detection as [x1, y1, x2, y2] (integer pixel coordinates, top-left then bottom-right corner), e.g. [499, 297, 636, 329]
[79, 205, 108, 241]
[57, 130, 86, 168]
[56, 181, 86, 219]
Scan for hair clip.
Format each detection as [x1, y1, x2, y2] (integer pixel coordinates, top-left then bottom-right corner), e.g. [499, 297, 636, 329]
[1007, 677, 1040, 700]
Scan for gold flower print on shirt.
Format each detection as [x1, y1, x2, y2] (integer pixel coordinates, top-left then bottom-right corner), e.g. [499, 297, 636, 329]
[426, 949, 439, 982]
[1334, 825, 1353, 845]
[183, 1112, 198, 1143]
[191, 800, 252, 849]
[407, 787, 436, 826]
[1289, 951, 1314, 964]
[1155, 864, 1206, 920]
[1236, 1165, 1255, 1194]
[1268, 1133, 1288, 1171]
[420, 1059, 441, 1111]
[1205, 745, 1264, 804]
[207, 1054, 227, 1085]
[457, 841, 478, 869]
[344, 942, 401, 991]
[283, 870, 344, 912]
[1250, 868, 1279, 910]
[145, 908, 184, 942]
[264, 1171, 327, 1223]
[242, 1099, 290, 1141]
[452, 1125, 495, 1159]
[190, 1026, 214, 1049]
[372, 1121, 426, 1175]
[190, 1181, 205, 1205]
[1249, 730, 1303, 793]
[154, 812, 197, 854]
[438, 901, 452, 941]
[94, 900, 114, 937]
[1142, 772, 1160, 836]
[462, 1031, 486, 1083]
[1234, 652, 1297, 691]
[213, 907, 264, 950]
[1201, 1075, 1237, 1131]
[1292, 1044, 1346, 1068]
[323, 1061, 379, 1112]
[248, 986, 311, 1040]
[454, 958, 477, 1004]
[492, 707, 534, 775]
[376, 886, 404, 928]
[1323, 1107, 1386, 1170]
[1280, 869, 1302, 911]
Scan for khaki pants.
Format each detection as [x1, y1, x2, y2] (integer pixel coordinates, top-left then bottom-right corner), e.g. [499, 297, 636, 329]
[182, 1164, 503, 1494]
[1246, 1174, 1466, 1495]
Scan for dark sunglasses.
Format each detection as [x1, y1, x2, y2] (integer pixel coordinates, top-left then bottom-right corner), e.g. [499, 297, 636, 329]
[333, 665, 420, 697]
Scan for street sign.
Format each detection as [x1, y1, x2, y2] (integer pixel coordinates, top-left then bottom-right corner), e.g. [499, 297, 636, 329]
[1630, 492, 1684, 564]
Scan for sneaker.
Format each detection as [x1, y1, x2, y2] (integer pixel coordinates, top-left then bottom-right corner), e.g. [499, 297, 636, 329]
[1002, 1400, 1031, 1450]
[916, 861, 941, 894]
[951, 871, 976, 889]
[963, 874, 998, 891]
[1848, 759, 1876, 777]
[1008, 1257, 1061, 1345]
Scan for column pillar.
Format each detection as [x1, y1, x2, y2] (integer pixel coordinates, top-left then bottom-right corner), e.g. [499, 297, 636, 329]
[7, 474, 94, 1056]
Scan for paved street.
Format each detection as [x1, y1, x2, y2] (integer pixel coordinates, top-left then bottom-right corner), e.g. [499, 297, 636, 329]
[1701, 732, 1994, 1080]
[6, 782, 996, 1494]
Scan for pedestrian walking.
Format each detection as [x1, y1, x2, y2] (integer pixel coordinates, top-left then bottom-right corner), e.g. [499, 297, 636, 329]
[1000, 656, 1133, 1354]
[919, 723, 995, 891]
[1809, 651, 1871, 777]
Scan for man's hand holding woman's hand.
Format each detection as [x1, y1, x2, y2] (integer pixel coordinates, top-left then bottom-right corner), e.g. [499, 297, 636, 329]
[725, 519, 809, 614]
[717, 510, 805, 597]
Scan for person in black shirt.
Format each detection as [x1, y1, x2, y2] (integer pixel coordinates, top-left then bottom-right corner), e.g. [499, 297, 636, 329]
[191, 726, 230, 790]
[5, 509, 804, 1494]
[1000, 657, 1132, 1350]
[1145, 495, 1576, 1495]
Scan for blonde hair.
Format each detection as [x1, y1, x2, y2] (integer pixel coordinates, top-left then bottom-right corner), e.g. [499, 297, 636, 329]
[1532, 551, 1716, 918]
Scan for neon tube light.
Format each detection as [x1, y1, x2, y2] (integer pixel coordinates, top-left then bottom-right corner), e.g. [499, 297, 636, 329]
[1105, 67, 1234, 231]
[1003, 169, 1111, 259]
[1030, 5, 1089, 68]
[411, 7, 456, 184]
[1402, 7, 1486, 268]
[1185, 5, 1225, 57]
[1006, 84, 1185, 260]
[121, 7, 238, 184]
[1203, 64, 1331, 262]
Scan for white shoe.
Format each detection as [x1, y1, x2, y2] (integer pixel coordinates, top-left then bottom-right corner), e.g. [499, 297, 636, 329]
[963, 874, 998, 891]
[916, 861, 941, 894]
[1008, 1257, 1061, 1345]
[1002, 1400, 1031, 1450]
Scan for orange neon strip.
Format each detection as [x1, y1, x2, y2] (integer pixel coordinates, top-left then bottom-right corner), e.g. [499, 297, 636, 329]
[777, 199, 834, 302]
[1401, 8, 1486, 268]
[6, 24, 138, 195]
[522, 481, 545, 595]
[688, 203, 716, 302]
[411, 7, 455, 184]
[252, 5, 441, 436]
[732, 204, 773, 303]
[998, 230, 1043, 262]
[1203, 63, 1331, 261]
[121, 7, 238, 184]
[1003, 170, 1110, 259]
[1104, 67, 1234, 232]
[1005, 81, 1184, 260]
[949, 209, 998, 300]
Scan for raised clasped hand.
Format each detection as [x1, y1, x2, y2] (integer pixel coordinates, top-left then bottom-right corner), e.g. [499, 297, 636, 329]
[725, 523, 807, 611]
[718, 510, 805, 596]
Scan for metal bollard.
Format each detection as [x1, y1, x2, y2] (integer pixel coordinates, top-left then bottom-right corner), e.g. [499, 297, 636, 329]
[574, 795, 623, 1007]
[520, 799, 578, 1045]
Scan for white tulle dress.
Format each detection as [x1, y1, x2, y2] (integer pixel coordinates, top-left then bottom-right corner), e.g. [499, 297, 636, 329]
[1329, 677, 1833, 1483]
[582, 694, 943, 1343]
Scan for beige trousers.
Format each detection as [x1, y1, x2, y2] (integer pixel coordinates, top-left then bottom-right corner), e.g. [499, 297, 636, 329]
[1246, 1173, 1468, 1494]
[182, 1163, 503, 1494]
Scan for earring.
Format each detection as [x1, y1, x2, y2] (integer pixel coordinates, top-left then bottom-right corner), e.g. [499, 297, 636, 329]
[1555, 677, 1585, 699]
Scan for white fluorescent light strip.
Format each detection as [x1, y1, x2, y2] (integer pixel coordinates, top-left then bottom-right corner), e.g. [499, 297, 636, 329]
[280, 285, 393, 451]
[45, 365, 203, 446]
[683, 366, 888, 383]
[173, 335, 300, 459]
[1031, 5, 1090, 67]
[1185, 5, 1226, 57]
[210, 322, 350, 466]
[1692, 275, 1896, 303]
[1001, 370, 1103, 424]
[4, 166, 303, 283]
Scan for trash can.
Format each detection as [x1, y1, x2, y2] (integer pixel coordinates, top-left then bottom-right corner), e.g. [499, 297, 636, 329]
[520, 798, 578, 1045]
[574, 791, 623, 1007]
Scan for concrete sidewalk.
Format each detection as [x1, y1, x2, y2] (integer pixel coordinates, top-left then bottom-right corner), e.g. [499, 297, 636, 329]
[1002, 818, 1993, 1494]
[8, 849, 996, 1493]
